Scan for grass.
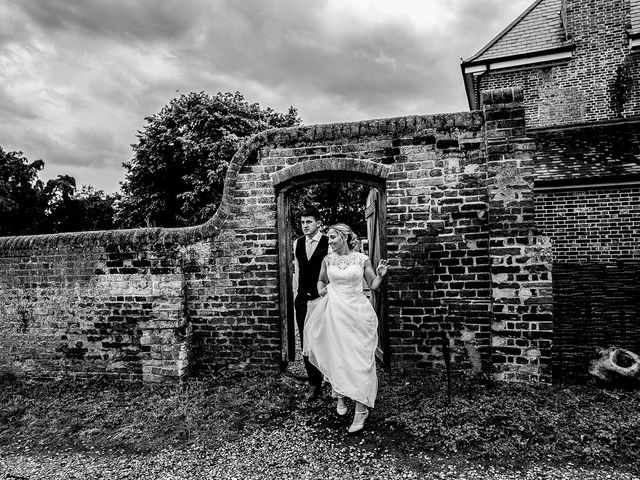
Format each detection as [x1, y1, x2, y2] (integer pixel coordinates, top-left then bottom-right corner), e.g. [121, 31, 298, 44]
[378, 374, 640, 469]
[1, 369, 639, 473]
[0, 370, 300, 454]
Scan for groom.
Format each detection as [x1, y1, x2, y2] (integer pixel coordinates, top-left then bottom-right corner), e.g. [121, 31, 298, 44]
[294, 207, 328, 401]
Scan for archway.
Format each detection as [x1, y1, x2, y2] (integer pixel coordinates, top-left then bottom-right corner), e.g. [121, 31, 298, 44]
[272, 159, 390, 373]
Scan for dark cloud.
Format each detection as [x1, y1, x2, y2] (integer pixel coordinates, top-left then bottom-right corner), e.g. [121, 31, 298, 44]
[166, 1, 451, 120]
[9, 0, 204, 44]
[168, 0, 531, 121]
[1, 0, 533, 192]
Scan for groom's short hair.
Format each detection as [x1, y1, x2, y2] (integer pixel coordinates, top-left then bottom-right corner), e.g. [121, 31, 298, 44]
[300, 207, 322, 222]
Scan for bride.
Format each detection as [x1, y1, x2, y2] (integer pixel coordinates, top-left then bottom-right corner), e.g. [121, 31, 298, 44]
[303, 223, 388, 433]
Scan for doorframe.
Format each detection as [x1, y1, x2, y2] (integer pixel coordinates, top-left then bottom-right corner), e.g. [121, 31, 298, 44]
[274, 169, 389, 369]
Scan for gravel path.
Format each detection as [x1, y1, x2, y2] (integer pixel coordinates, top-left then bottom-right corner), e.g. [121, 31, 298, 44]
[1, 415, 637, 480]
[2, 350, 637, 479]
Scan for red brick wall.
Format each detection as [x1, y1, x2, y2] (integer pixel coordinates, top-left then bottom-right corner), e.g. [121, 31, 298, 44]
[0, 113, 496, 380]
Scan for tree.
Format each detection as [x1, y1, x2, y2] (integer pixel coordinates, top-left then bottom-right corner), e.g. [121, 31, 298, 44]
[45, 181, 117, 233]
[289, 181, 370, 239]
[0, 147, 47, 236]
[73, 186, 118, 232]
[0, 146, 117, 236]
[115, 91, 301, 228]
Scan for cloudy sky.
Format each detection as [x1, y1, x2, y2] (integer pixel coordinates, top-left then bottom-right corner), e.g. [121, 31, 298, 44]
[0, 0, 532, 193]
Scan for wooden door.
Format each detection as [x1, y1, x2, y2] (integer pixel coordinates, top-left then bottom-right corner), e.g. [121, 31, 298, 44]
[277, 190, 295, 365]
[365, 188, 389, 367]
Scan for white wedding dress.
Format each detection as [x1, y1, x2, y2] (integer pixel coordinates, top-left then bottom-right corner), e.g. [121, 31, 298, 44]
[303, 252, 378, 408]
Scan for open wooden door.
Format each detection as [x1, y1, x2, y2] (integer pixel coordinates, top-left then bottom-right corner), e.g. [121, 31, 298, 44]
[277, 190, 295, 367]
[365, 188, 389, 368]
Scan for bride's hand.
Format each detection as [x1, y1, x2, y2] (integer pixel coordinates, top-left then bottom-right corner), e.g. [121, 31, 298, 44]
[376, 259, 389, 277]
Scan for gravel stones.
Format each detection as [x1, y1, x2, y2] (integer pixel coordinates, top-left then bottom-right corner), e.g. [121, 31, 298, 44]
[1, 413, 637, 480]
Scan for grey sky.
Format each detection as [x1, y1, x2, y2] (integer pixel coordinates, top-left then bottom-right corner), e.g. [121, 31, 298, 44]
[0, 0, 532, 193]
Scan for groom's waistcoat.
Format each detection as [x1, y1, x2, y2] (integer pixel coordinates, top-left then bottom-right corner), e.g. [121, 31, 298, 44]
[296, 234, 329, 300]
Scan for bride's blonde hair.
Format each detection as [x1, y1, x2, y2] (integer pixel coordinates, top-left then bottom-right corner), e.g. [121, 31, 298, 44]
[329, 223, 361, 251]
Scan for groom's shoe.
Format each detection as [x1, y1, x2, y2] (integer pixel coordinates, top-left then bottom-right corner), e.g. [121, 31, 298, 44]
[304, 385, 322, 402]
[348, 408, 369, 434]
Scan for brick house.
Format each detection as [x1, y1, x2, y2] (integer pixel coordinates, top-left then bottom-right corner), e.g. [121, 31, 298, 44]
[462, 0, 640, 381]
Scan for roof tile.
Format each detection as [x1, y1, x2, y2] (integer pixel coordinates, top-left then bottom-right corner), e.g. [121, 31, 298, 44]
[466, 0, 566, 62]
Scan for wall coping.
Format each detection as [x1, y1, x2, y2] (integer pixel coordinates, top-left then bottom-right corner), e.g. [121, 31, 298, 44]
[0, 111, 484, 253]
[260, 111, 483, 148]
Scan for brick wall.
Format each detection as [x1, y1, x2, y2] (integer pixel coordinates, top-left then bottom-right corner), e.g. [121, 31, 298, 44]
[478, 0, 640, 128]
[469, 0, 640, 383]
[0, 88, 554, 383]
[535, 187, 640, 262]
[0, 231, 194, 382]
[532, 121, 640, 379]
[483, 88, 554, 382]
[215, 112, 494, 375]
[553, 262, 640, 382]
[532, 121, 640, 382]
[535, 186, 640, 381]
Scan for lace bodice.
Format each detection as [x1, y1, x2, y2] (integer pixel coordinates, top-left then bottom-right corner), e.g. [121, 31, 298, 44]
[325, 252, 368, 296]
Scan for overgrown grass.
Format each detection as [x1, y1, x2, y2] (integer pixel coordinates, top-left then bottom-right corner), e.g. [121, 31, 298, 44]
[378, 373, 640, 470]
[1, 369, 639, 472]
[0, 371, 299, 453]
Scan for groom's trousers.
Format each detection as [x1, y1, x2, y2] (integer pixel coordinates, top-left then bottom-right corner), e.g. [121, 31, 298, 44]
[294, 294, 324, 388]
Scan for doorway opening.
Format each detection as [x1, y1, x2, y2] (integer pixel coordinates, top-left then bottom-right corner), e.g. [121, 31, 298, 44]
[276, 171, 389, 379]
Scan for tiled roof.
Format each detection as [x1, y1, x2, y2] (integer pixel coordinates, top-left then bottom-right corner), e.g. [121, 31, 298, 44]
[465, 0, 567, 63]
[533, 122, 640, 183]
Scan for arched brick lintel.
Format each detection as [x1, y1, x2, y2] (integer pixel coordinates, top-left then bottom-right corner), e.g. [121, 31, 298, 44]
[270, 158, 391, 189]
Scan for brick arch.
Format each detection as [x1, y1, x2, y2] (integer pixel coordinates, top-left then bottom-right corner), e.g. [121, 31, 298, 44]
[270, 158, 391, 189]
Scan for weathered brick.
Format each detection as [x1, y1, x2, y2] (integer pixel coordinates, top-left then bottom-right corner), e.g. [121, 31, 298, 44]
[0, 88, 555, 384]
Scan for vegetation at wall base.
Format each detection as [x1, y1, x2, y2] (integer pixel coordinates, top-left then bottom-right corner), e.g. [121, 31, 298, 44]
[0, 370, 639, 473]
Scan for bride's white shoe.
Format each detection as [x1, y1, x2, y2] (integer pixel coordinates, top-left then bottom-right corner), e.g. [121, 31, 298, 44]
[348, 408, 368, 433]
[336, 396, 347, 416]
